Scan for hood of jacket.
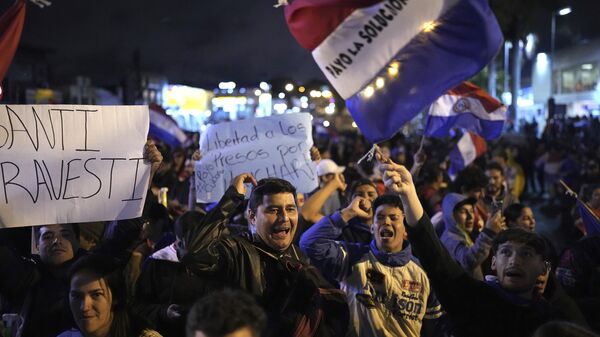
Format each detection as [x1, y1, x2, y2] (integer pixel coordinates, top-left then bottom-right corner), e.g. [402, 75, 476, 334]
[442, 193, 476, 238]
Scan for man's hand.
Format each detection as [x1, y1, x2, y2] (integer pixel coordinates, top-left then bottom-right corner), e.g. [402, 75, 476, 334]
[331, 172, 347, 192]
[231, 173, 258, 195]
[485, 211, 506, 234]
[166, 304, 183, 320]
[413, 148, 427, 167]
[144, 140, 163, 177]
[379, 161, 415, 196]
[310, 146, 321, 163]
[341, 196, 372, 222]
[377, 154, 423, 226]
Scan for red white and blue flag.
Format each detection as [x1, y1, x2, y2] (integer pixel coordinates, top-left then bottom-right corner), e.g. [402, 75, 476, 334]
[149, 105, 190, 149]
[284, 0, 503, 143]
[0, 1, 26, 100]
[425, 81, 506, 140]
[577, 200, 600, 237]
[448, 131, 486, 179]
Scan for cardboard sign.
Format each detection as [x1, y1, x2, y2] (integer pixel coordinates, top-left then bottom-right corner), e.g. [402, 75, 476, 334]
[0, 105, 150, 228]
[196, 113, 318, 202]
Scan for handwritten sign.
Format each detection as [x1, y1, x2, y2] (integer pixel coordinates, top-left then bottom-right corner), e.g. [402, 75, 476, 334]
[196, 113, 318, 202]
[0, 105, 150, 228]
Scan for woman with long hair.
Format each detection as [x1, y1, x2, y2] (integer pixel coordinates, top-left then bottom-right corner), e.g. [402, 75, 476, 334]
[58, 254, 161, 337]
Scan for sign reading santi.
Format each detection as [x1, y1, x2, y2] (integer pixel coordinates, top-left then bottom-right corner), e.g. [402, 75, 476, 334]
[195, 113, 318, 203]
[0, 105, 150, 228]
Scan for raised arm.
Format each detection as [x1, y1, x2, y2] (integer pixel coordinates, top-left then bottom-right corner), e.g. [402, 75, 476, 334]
[444, 212, 504, 273]
[188, 150, 202, 211]
[182, 173, 256, 258]
[144, 140, 163, 185]
[300, 196, 370, 281]
[379, 159, 465, 282]
[301, 173, 346, 223]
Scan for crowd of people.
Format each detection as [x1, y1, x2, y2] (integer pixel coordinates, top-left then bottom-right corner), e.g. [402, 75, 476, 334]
[1, 115, 600, 337]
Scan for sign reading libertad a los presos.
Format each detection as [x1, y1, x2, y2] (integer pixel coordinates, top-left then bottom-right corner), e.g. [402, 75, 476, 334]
[0, 105, 150, 228]
[196, 113, 318, 203]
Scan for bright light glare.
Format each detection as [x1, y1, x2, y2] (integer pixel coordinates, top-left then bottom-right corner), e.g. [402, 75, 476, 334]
[285, 83, 294, 92]
[582, 64, 593, 70]
[323, 120, 330, 127]
[421, 20, 438, 32]
[254, 89, 262, 96]
[363, 86, 375, 98]
[536, 53, 548, 68]
[325, 104, 335, 115]
[352, 122, 357, 128]
[278, 92, 285, 99]
[259, 82, 270, 91]
[388, 61, 400, 76]
[375, 77, 385, 89]
[322, 90, 333, 98]
[558, 7, 572, 16]
[299, 86, 306, 93]
[218, 82, 236, 90]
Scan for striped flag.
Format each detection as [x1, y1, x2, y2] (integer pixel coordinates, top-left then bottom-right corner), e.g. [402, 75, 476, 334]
[448, 131, 486, 179]
[425, 82, 506, 140]
[0, 1, 26, 84]
[149, 106, 189, 149]
[284, 0, 503, 143]
[577, 200, 600, 237]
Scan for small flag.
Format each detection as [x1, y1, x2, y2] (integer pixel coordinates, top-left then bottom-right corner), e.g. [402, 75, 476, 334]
[0, 1, 26, 83]
[577, 200, 600, 237]
[448, 131, 486, 179]
[149, 106, 189, 149]
[425, 82, 506, 140]
[284, 0, 503, 143]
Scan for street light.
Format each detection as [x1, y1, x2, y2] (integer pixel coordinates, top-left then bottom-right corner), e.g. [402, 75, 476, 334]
[550, 6, 572, 95]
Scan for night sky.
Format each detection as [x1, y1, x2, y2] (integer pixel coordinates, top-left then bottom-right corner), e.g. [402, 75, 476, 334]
[2, 0, 600, 89]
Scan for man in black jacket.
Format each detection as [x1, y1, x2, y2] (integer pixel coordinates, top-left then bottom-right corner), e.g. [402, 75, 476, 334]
[182, 173, 349, 337]
[378, 159, 586, 337]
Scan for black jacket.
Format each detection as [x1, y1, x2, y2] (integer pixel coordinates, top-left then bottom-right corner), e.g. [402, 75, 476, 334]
[406, 214, 565, 337]
[181, 186, 349, 337]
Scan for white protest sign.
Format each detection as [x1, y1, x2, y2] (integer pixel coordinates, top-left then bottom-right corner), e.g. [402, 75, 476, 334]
[0, 105, 150, 228]
[195, 113, 318, 203]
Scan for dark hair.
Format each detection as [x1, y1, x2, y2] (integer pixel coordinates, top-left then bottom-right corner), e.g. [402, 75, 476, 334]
[34, 223, 80, 243]
[486, 162, 504, 175]
[186, 289, 266, 337]
[492, 228, 550, 261]
[452, 166, 487, 193]
[141, 203, 170, 244]
[68, 254, 146, 337]
[175, 211, 204, 240]
[248, 178, 297, 212]
[350, 178, 377, 196]
[372, 194, 404, 214]
[503, 203, 528, 227]
[533, 321, 600, 337]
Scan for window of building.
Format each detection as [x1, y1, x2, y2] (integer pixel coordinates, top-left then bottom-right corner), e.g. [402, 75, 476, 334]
[560, 63, 599, 93]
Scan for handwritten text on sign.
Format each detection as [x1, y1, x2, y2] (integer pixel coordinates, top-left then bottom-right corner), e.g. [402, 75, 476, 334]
[196, 113, 317, 202]
[0, 105, 150, 228]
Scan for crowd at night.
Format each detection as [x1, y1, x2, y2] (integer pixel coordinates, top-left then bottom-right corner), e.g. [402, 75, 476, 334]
[1, 0, 600, 337]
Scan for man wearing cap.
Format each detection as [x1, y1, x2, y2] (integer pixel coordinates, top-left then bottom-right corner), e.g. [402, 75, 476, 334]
[314, 158, 347, 216]
[440, 193, 506, 280]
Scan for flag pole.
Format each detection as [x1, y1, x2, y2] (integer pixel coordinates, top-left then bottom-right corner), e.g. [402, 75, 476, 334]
[559, 179, 600, 222]
[418, 133, 426, 152]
